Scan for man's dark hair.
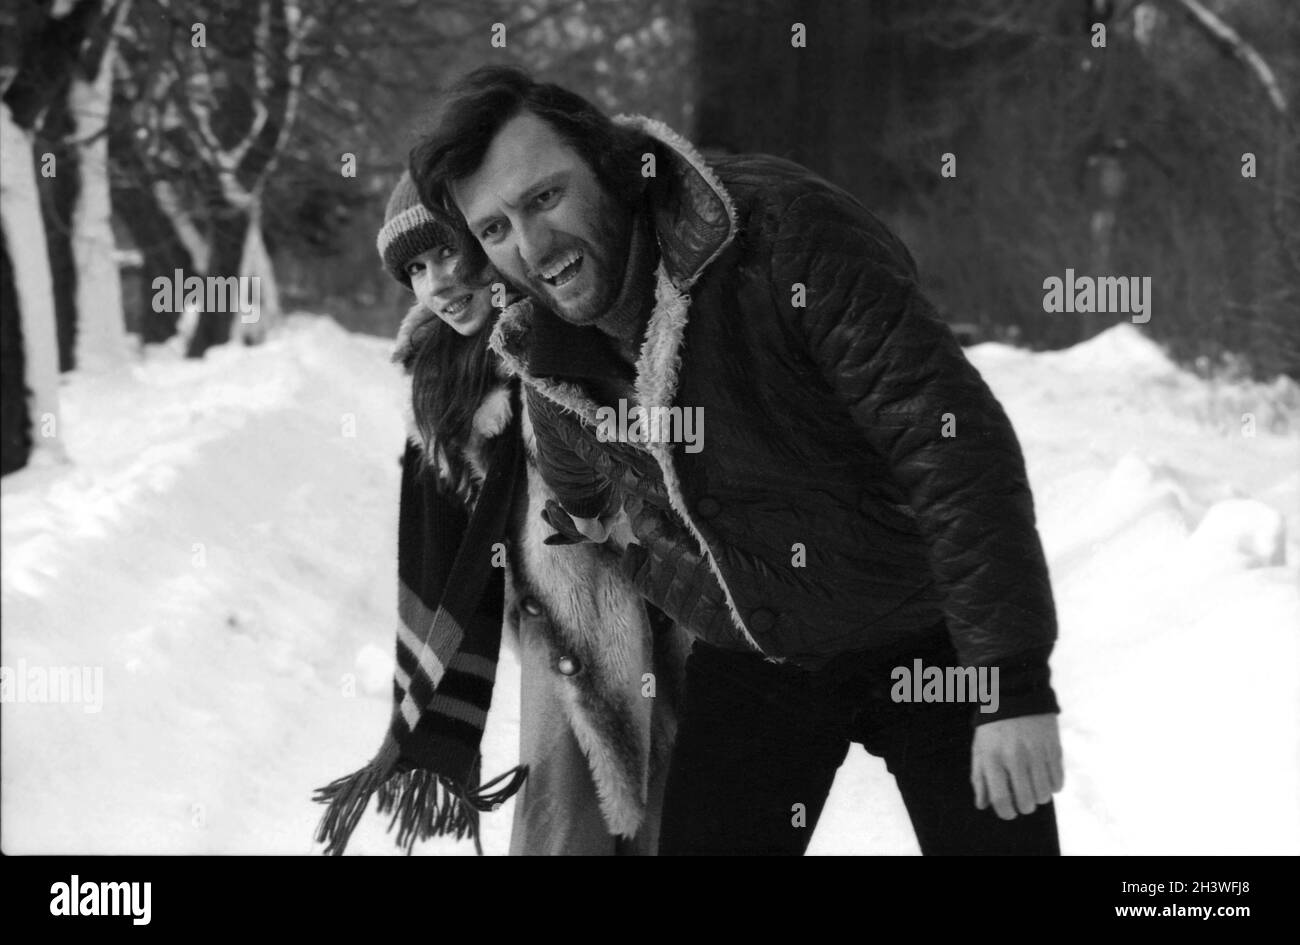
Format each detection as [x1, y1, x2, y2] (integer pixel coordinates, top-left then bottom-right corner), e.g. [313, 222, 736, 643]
[410, 66, 653, 225]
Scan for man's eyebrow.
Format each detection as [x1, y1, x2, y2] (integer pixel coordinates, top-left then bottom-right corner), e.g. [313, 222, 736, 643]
[464, 171, 569, 230]
[522, 171, 568, 200]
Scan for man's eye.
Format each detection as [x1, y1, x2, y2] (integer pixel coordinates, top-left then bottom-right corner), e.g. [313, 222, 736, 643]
[480, 221, 505, 242]
[534, 189, 560, 209]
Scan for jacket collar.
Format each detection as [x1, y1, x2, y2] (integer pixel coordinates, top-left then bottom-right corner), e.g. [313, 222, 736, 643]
[392, 299, 437, 373]
[619, 114, 738, 288]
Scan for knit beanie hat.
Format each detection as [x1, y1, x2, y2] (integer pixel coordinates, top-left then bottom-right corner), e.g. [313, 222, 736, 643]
[377, 172, 454, 287]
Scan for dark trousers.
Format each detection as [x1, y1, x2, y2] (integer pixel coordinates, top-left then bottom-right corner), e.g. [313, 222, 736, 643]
[657, 630, 1060, 856]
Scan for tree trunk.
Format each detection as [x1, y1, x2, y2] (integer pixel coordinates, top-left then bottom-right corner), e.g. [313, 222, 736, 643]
[151, 178, 211, 273]
[185, 204, 246, 357]
[108, 116, 197, 344]
[34, 90, 80, 372]
[69, 25, 129, 372]
[0, 102, 67, 465]
[232, 201, 280, 344]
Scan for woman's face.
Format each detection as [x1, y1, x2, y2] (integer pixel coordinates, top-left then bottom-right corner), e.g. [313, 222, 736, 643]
[404, 245, 495, 337]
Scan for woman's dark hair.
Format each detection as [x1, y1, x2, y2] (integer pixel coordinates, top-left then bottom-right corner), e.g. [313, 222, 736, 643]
[410, 66, 653, 221]
[402, 303, 501, 503]
[386, 184, 509, 501]
[418, 196, 496, 295]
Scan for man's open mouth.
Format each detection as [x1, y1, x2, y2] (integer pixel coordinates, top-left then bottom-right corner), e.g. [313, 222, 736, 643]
[540, 250, 584, 287]
[440, 294, 474, 318]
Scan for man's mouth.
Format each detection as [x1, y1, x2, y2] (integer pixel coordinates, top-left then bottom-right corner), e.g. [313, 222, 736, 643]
[539, 250, 584, 287]
[439, 294, 474, 319]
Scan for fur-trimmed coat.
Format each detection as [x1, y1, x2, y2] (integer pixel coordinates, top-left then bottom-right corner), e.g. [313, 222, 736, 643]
[392, 302, 688, 852]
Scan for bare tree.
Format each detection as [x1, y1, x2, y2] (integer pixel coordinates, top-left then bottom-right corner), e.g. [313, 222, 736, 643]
[117, 0, 306, 356]
[70, 0, 133, 372]
[1, 0, 112, 471]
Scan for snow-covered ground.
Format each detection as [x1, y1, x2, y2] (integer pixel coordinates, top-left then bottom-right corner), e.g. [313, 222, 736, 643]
[2, 316, 1297, 855]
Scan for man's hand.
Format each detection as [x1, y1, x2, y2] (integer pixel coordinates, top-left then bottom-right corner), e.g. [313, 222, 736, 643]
[971, 713, 1064, 820]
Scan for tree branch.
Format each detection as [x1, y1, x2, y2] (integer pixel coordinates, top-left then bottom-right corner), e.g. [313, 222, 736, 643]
[1166, 0, 1288, 115]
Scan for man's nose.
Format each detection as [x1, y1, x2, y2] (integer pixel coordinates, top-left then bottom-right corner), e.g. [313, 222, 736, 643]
[515, 218, 552, 274]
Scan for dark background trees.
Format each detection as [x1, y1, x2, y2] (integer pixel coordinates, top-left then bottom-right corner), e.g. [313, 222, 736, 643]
[693, 0, 1298, 376]
[4, 0, 1297, 477]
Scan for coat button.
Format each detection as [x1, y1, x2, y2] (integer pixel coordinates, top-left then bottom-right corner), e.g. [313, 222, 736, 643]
[520, 596, 543, 616]
[557, 655, 580, 676]
[749, 608, 776, 634]
[696, 496, 721, 519]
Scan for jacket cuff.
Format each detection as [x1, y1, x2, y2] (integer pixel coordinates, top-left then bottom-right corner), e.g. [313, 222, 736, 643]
[970, 647, 1059, 727]
[971, 688, 1060, 727]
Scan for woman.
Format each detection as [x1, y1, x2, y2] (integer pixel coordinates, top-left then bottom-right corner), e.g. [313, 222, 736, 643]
[314, 173, 687, 855]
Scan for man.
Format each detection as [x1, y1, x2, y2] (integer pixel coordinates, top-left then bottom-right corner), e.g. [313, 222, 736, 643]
[412, 66, 1065, 855]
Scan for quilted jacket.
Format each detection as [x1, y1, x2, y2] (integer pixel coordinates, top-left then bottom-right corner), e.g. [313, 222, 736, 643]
[490, 116, 1060, 724]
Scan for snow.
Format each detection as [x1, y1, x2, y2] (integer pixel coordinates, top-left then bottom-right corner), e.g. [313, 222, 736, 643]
[3, 316, 1297, 855]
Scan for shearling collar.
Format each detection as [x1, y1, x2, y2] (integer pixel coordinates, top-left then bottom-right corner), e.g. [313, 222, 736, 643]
[391, 299, 513, 483]
[391, 299, 438, 373]
[619, 113, 738, 288]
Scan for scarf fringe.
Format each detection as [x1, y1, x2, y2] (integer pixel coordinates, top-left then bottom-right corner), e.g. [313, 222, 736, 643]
[312, 748, 397, 857]
[379, 768, 477, 854]
[463, 764, 529, 812]
[312, 753, 529, 856]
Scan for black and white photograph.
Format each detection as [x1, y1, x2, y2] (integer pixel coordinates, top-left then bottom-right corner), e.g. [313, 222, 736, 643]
[1, 0, 1297, 889]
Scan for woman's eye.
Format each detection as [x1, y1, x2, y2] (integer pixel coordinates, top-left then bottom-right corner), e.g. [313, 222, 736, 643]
[437, 245, 456, 261]
[405, 261, 424, 277]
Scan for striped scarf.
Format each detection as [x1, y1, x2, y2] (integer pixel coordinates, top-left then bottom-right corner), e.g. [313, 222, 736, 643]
[313, 396, 528, 855]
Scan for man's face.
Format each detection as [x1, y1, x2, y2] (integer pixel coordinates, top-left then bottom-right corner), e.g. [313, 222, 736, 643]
[452, 111, 631, 326]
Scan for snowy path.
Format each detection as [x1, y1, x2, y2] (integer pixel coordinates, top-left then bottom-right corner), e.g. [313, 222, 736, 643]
[3, 316, 1297, 854]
